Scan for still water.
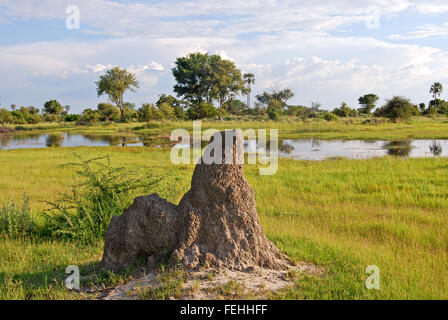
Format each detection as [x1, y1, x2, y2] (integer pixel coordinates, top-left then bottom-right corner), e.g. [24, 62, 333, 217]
[1, 133, 447, 160]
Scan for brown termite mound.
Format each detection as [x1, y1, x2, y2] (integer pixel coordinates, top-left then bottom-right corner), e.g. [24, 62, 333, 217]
[101, 130, 291, 271]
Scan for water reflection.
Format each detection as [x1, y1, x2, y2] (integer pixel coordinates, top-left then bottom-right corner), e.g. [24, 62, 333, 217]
[279, 141, 294, 154]
[46, 134, 64, 147]
[382, 140, 413, 157]
[430, 141, 442, 156]
[1, 133, 448, 160]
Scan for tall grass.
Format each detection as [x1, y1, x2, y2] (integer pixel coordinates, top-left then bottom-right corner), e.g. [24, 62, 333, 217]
[0, 147, 447, 299]
[0, 194, 35, 238]
[45, 155, 164, 243]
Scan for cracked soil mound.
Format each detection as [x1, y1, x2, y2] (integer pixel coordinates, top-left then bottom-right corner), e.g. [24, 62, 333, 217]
[101, 130, 291, 271]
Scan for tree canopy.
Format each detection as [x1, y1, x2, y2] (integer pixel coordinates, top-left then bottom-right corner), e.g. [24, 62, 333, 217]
[172, 52, 245, 114]
[96, 67, 139, 121]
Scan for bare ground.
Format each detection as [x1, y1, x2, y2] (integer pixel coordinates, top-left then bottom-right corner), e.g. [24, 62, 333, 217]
[91, 261, 324, 300]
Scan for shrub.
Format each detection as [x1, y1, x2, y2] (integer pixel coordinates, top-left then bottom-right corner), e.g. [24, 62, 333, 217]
[186, 102, 217, 120]
[64, 114, 81, 122]
[0, 194, 35, 238]
[45, 155, 164, 243]
[323, 112, 339, 121]
[374, 96, 416, 122]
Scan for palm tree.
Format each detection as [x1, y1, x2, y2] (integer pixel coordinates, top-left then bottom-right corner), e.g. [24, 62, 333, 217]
[243, 73, 255, 108]
[430, 82, 443, 110]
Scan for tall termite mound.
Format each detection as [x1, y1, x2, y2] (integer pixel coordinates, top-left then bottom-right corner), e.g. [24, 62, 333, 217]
[101, 130, 291, 271]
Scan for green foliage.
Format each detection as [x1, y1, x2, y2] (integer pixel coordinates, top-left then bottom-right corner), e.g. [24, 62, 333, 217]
[158, 102, 177, 120]
[374, 96, 416, 121]
[256, 89, 295, 110]
[430, 82, 443, 101]
[286, 105, 314, 119]
[63, 114, 81, 122]
[172, 52, 244, 107]
[156, 94, 186, 119]
[186, 102, 217, 120]
[332, 102, 358, 117]
[43, 100, 63, 116]
[97, 103, 121, 122]
[358, 94, 379, 115]
[267, 100, 283, 120]
[45, 155, 163, 243]
[428, 99, 448, 115]
[0, 194, 35, 238]
[323, 112, 339, 121]
[138, 103, 162, 122]
[0, 107, 43, 124]
[79, 108, 100, 124]
[96, 67, 139, 121]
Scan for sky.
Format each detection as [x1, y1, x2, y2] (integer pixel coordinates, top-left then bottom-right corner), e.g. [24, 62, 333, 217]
[0, 0, 448, 112]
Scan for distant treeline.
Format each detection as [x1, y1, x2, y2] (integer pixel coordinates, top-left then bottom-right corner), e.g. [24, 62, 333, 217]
[1, 53, 447, 125]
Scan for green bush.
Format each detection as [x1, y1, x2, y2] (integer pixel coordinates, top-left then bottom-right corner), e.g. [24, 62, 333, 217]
[0, 194, 35, 238]
[45, 155, 164, 244]
[324, 112, 339, 121]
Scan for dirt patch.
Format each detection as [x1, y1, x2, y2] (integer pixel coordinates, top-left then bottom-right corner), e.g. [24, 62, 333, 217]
[0, 126, 15, 134]
[97, 261, 324, 300]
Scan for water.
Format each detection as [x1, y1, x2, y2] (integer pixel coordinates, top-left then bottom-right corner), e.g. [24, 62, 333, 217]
[1, 133, 447, 160]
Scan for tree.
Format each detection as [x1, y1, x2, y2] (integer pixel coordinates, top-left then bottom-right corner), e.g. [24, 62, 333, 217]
[256, 88, 295, 111]
[156, 94, 186, 119]
[138, 103, 161, 122]
[96, 67, 139, 121]
[43, 100, 63, 116]
[374, 96, 416, 122]
[172, 52, 212, 105]
[209, 58, 245, 108]
[10, 104, 16, 111]
[332, 102, 358, 117]
[80, 108, 100, 123]
[311, 101, 322, 113]
[430, 82, 443, 110]
[358, 94, 379, 115]
[266, 100, 283, 120]
[172, 52, 245, 111]
[97, 103, 121, 121]
[243, 73, 255, 109]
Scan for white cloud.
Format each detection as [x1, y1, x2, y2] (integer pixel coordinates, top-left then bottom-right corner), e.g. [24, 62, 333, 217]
[390, 23, 448, 40]
[1, 0, 448, 111]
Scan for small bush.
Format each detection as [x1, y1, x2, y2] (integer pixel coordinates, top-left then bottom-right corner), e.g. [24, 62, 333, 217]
[0, 194, 35, 238]
[45, 155, 164, 244]
[323, 112, 339, 121]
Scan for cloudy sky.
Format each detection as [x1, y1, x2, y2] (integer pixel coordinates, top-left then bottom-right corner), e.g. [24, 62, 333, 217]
[1, 0, 448, 112]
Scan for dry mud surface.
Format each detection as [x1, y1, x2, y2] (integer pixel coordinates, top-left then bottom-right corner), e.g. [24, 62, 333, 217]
[96, 261, 324, 300]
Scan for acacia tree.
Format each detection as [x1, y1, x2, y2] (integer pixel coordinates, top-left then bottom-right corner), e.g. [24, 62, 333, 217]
[172, 52, 245, 117]
[243, 73, 255, 108]
[256, 88, 295, 109]
[430, 82, 443, 110]
[358, 94, 379, 115]
[96, 67, 139, 122]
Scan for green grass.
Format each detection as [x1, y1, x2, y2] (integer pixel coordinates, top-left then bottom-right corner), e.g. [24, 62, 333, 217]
[0, 146, 447, 299]
[8, 116, 448, 140]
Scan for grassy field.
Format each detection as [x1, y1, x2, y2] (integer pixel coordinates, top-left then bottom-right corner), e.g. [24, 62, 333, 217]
[1, 145, 447, 299]
[7, 116, 448, 140]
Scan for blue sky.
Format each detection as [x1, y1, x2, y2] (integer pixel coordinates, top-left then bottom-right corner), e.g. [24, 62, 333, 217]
[1, 0, 448, 112]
